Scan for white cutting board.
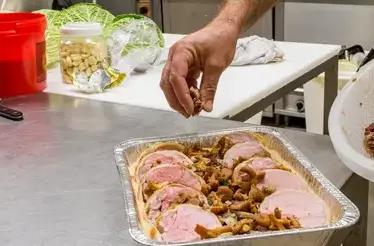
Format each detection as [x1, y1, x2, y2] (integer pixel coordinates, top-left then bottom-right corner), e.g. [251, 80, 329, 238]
[45, 34, 340, 119]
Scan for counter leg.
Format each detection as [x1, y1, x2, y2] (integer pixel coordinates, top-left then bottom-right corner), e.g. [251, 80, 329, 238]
[323, 57, 338, 135]
[341, 174, 368, 246]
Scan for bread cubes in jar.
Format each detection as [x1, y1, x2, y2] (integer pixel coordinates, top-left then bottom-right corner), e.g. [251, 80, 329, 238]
[59, 23, 108, 84]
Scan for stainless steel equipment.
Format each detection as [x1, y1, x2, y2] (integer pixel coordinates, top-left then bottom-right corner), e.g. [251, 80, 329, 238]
[161, 0, 272, 38]
[96, 0, 273, 39]
[282, 0, 374, 50]
[0, 0, 53, 12]
[274, 87, 305, 118]
[95, 0, 136, 16]
[272, 0, 374, 123]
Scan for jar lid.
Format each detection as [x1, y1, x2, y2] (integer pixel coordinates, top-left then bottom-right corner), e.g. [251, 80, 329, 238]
[60, 22, 103, 36]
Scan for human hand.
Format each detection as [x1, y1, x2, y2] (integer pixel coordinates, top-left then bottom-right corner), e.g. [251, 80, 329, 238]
[160, 22, 239, 117]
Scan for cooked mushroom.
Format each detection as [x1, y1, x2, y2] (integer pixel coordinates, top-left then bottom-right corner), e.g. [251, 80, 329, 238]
[220, 168, 233, 181]
[248, 184, 266, 203]
[233, 211, 271, 228]
[232, 219, 256, 234]
[195, 224, 232, 239]
[210, 205, 229, 215]
[233, 189, 247, 201]
[216, 186, 234, 202]
[262, 185, 276, 196]
[229, 200, 252, 212]
[190, 87, 203, 116]
[210, 136, 235, 159]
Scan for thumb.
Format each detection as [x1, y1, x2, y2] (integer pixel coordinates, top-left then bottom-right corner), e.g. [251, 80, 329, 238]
[200, 63, 223, 112]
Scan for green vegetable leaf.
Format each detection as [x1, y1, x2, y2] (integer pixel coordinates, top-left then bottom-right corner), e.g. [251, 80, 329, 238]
[45, 26, 61, 67]
[59, 3, 114, 30]
[112, 13, 144, 23]
[33, 9, 63, 28]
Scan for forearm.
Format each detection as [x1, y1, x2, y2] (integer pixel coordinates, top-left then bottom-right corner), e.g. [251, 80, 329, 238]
[213, 0, 279, 35]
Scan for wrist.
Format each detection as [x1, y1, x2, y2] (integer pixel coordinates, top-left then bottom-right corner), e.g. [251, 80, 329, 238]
[208, 18, 241, 39]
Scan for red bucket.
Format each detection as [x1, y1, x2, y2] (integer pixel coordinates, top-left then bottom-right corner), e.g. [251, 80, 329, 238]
[0, 13, 47, 98]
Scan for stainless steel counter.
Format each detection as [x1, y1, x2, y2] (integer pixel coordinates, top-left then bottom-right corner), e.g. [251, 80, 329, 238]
[0, 93, 355, 245]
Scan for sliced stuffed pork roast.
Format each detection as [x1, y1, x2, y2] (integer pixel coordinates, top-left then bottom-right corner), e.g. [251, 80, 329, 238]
[145, 184, 208, 221]
[141, 164, 205, 200]
[223, 141, 269, 169]
[136, 150, 193, 181]
[260, 189, 329, 228]
[226, 132, 257, 144]
[130, 142, 187, 177]
[257, 169, 309, 192]
[155, 204, 222, 242]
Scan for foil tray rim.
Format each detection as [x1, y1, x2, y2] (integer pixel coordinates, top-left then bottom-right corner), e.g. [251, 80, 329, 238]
[114, 126, 360, 246]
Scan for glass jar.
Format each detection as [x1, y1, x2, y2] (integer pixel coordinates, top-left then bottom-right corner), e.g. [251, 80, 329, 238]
[59, 22, 108, 84]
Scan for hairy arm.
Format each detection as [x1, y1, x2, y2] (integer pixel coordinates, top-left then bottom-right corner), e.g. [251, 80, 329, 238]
[214, 0, 280, 35]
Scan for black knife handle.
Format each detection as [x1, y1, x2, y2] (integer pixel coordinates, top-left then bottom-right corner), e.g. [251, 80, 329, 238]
[357, 48, 374, 72]
[0, 105, 24, 121]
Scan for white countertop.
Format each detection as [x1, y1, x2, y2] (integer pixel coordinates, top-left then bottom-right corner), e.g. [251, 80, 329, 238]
[45, 34, 340, 119]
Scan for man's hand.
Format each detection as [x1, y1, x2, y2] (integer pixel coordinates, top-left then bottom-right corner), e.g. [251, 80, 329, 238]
[160, 23, 239, 117]
[160, 0, 279, 117]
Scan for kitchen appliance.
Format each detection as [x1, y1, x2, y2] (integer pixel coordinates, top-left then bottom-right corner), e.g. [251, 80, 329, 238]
[272, 0, 374, 127]
[161, 0, 272, 38]
[274, 87, 305, 118]
[0, 0, 53, 12]
[96, 0, 273, 39]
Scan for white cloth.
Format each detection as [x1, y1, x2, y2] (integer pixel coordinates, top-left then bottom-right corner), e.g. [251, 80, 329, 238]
[153, 35, 284, 68]
[231, 36, 284, 66]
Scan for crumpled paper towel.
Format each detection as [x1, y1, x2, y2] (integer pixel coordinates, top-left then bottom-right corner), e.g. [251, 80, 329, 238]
[231, 36, 284, 66]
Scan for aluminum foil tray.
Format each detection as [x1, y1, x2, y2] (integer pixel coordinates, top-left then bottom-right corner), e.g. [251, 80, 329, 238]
[114, 126, 359, 246]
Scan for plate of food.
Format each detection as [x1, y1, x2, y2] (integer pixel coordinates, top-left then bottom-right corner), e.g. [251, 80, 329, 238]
[329, 58, 374, 182]
[114, 126, 359, 246]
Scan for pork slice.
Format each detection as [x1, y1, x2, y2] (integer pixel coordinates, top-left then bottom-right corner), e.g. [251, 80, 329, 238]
[223, 142, 265, 169]
[260, 189, 329, 228]
[157, 204, 222, 242]
[226, 132, 257, 144]
[146, 184, 208, 221]
[137, 150, 192, 181]
[257, 169, 309, 192]
[144, 164, 205, 191]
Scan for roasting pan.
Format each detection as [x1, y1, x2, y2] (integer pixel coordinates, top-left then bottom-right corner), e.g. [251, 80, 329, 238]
[114, 126, 359, 246]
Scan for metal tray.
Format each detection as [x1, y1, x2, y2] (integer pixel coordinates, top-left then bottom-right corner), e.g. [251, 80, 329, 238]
[114, 126, 359, 246]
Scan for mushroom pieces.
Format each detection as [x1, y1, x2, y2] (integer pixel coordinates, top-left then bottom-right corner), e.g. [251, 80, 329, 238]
[195, 208, 301, 240]
[232, 157, 276, 184]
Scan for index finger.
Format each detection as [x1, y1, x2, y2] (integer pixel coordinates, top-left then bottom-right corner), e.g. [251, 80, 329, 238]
[169, 52, 195, 115]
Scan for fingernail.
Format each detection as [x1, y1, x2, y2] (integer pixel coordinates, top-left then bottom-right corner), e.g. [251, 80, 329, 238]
[204, 100, 213, 112]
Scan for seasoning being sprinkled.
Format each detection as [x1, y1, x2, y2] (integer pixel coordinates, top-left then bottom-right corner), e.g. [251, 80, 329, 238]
[190, 86, 203, 116]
